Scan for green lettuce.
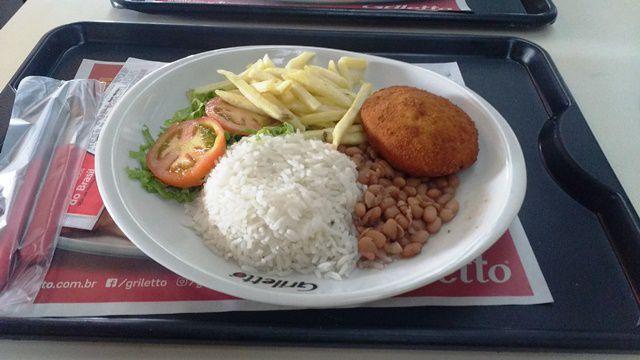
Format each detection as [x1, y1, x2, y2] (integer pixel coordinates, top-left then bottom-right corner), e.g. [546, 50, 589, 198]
[254, 122, 296, 138]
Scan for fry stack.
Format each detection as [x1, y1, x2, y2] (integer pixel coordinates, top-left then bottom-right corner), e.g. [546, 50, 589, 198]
[191, 51, 373, 147]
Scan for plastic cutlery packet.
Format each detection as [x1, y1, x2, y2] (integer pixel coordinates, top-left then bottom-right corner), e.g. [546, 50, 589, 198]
[0, 76, 104, 313]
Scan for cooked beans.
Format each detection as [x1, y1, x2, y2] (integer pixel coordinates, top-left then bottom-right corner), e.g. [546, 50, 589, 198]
[422, 205, 438, 223]
[395, 214, 410, 230]
[435, 177, 448, 188]
[341, 144, 461, 263]
[398, 236, 410, 247]
[448, 174, 460, 187]
[427, 188, 441, 199]
[437, 193, 453, 206]
[366, 229, 387, 248]
[410, 204, 423, 219]
[402, 243, 423, 258]
[406, 177, 421, 188]
[440, 208, 455, 223]
[357, 169, 370, 184]
[392, 176, 406, 188]
[404, 186, 417, 197]
[379, 197, 396, 210]
[410, 230, 430, 244]
[354, 202, 366, 217]
[444, 199, 459, 213]
[363, 206, 382, 225]
[375, 249, 393, 263]
[344, 146, 362, 157]
[410, 219, 426, 233]
[426, 217, 442, 234]
[382, 218, 399, 239]
[384, 206, 400, 220]
[388, 186, 401, 199]
[364, 191, 377, 208]
[384, 242, 403, 255]
[368, 184, 383, 195]
[358, 237, 377, 260]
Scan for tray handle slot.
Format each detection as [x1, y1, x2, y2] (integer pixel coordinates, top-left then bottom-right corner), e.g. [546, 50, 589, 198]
[508, 39, 570, 116]
[539, 108, 640, 305]
[8, 23, 87, 91]
[1, 24, 87, 151]
[512, 38, 640, 305]
[521, 0, 555, 16]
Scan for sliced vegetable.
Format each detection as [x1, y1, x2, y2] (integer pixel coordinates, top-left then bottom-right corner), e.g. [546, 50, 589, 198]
[146, 117, 226, 188]
[127, 126, 200, 203]
[205, 97, 276, 135]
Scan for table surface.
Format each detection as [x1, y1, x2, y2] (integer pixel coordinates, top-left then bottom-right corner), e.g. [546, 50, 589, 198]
[1, 0, 639, 357]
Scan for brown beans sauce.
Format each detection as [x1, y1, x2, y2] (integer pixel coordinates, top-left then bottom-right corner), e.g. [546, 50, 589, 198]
[339, 144, 461, 266]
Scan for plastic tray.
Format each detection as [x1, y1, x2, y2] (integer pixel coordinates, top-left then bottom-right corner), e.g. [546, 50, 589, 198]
[1, 22, 639, 351]
[109, 0, 557, 28]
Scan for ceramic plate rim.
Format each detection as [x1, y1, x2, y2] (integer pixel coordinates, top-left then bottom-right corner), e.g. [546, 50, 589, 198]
[95, 45, 526, 308]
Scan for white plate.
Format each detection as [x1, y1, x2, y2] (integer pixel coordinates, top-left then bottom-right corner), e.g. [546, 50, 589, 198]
[96, 45, 526, 308]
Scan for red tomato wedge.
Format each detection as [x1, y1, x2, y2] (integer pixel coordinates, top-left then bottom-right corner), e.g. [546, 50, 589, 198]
[205, 97, 277, 135]
[146, 117, 226, 188]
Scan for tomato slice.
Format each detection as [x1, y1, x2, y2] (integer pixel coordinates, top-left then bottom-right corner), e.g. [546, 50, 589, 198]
[146, 117, 226, 188]
[205, 97, 277, 135]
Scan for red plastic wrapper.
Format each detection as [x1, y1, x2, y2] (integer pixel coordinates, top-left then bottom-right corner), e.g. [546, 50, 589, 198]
[0, 77, 104, 312]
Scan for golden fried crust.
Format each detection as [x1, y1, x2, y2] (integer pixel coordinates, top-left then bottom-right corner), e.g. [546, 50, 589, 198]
[360, 86, 479, 177]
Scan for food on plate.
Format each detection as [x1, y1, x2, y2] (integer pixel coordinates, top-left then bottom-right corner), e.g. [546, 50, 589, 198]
[129, 51, 372, 202]
[127, 51, 480, 277]
[205, 97, 278, 135]
[331, 82, 372, 148]
[188, 133, 362, 279]
[339, 144, 460, 265]
[360, 86, 479, 177]
[146, 117, 226, 188]
[192, 51, 371, 143]
[303, 124, 366, 145]
[128, 127, 204, 203]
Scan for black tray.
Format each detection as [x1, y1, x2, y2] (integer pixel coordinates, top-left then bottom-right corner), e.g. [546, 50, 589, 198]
[110, 0, 557, 28]
[1, 22, 639, 352]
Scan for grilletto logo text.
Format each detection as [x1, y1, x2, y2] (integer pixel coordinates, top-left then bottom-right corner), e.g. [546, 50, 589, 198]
[440, 255, 511, 284]
[230, 272, 319, 292]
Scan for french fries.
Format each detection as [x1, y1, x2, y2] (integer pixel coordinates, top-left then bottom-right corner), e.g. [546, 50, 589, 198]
[300, 110, 347, 126]
[214, 90, 267, 115]
[304, 125, 366, 145]
[332, 82, 372, 148]
[195, 51, 372, 144]
[217, 69, 287, 122]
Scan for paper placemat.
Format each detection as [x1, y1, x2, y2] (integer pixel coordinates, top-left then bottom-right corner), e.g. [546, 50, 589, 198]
[10, 57, 552, 317]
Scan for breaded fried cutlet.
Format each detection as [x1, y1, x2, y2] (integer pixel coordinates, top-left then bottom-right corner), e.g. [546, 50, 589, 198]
[360, 86, 478, 177]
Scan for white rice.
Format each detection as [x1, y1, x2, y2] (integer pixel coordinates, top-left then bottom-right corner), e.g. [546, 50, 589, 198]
[187, 133, 363, 279]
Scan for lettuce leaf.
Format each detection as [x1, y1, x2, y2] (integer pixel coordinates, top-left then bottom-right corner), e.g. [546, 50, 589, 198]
[254, 122, 296, 138]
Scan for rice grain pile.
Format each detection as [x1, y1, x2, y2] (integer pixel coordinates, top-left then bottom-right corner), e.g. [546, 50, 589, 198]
[189, 133, 363, 280]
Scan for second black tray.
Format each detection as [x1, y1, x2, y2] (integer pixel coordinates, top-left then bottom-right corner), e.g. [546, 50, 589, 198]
[110, 0, 557, 28]
[0, 22, 638, 351]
